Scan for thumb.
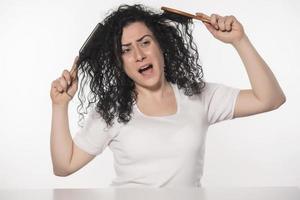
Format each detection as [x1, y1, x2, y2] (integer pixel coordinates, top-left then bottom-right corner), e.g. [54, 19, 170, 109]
[66, 73, 78, 96]
[203, 22, 213, 32]
[70, 56, 79, 81]
[203, 22, 218, 37]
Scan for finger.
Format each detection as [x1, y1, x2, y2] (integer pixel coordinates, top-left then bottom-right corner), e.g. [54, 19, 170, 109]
[195, 12, 211, 24]
[225, 16, 234, 31]
[52, 80, 64, 93]
[58, 76, 68, 92]
[217, 16, 226, 31]
[70, 56, 79, 80]
[203, 22, 218, 37]
[62, 70, 72, 86]
[210, 14, 219, 30]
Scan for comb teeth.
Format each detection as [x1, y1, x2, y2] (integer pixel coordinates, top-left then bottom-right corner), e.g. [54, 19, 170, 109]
[161, 11, 192, 24]
[77, 23, 105, 65]
[79, 23, 104, 55]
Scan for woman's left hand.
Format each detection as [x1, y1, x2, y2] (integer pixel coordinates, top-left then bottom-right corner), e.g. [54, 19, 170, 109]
[197, 13, 245, 46]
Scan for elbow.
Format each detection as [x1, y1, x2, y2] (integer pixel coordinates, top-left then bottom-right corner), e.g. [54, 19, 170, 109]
[53, 167, 72, 177]
[53, 172, 70, 177]
[274, 93, 286, 109]
[266, 94, 286, 111]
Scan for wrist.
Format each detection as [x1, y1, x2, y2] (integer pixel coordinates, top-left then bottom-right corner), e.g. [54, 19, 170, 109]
[232, 34, 250, 49]
[52, 103, 69, 110]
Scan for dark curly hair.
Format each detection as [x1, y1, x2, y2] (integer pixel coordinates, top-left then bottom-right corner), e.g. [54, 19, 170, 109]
[75, 4, 205, 128]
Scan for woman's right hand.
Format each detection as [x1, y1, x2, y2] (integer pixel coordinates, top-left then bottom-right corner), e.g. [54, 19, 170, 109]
[50, 56, 79, 106]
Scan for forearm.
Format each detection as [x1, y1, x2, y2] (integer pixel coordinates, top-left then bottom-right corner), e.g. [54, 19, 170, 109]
[50, 104, 73, 175]
[232, 34, 286, 107]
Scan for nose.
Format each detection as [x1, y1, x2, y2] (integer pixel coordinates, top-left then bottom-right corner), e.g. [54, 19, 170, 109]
[134, 46, 146, 62]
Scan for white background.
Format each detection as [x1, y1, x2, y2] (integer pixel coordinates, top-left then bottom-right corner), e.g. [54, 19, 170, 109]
[0, 0, 299, 189]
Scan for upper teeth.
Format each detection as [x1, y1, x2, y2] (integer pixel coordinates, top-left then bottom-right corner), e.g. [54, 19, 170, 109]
[140, 64, 150, 70]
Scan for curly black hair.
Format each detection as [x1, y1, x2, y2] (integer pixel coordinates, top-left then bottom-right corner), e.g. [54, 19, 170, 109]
[75, 4, 205, 128]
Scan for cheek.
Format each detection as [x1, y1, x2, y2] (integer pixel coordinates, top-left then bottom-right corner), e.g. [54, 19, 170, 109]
[122, 61, 136, 81]
[154, 51, 165, 67]
[146, 46, 165, 67]
[122, 56, 131, 67]
[123, 65, 133, 78]
[122, 57, 133, 73]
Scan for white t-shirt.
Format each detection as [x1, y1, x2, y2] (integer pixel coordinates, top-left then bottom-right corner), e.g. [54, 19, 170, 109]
[73, 82, 240, 187]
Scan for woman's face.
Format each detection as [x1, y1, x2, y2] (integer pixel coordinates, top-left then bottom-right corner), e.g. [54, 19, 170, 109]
[121, 21, 165, 90]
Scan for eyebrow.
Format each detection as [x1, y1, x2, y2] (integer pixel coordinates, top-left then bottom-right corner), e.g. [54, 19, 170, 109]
[121, 34, 152, 47]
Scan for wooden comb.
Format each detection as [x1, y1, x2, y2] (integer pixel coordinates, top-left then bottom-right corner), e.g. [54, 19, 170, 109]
[161, 6, 211, 24]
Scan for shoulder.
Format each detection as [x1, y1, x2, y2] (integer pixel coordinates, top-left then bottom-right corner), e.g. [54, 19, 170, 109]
[180, 81, 239, 111]
[200, 82, 239, 98]
[80, 106, 123, 135]
[175, 82, 233, 100]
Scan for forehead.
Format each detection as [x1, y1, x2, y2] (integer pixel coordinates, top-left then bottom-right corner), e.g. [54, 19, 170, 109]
[121, 21, 153, 43]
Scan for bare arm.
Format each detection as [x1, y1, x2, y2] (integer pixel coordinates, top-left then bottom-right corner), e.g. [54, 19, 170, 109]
[50, 57, 95, 176]
[200, 13, 286, 117]
[232, 35, 286, 117]
[50, 104, 95, 176]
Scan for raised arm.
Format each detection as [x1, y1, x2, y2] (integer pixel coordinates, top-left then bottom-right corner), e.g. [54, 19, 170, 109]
[198, 13, 286, 118]
[50, 57, 95, 176]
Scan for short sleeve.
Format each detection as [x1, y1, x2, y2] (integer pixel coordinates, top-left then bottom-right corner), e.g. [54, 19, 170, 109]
[73, 107, 113, 156]
[201, 82, 240, 125]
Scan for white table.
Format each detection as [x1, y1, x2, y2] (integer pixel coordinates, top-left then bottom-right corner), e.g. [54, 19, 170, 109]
[0, 187, 299, 200]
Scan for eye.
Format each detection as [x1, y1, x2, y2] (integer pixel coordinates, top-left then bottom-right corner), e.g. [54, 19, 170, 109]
[141, 40, 150, 47]
[121, 48, 130, 54]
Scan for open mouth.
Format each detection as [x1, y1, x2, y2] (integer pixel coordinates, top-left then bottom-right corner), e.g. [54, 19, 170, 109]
[138, 64, 153, 74]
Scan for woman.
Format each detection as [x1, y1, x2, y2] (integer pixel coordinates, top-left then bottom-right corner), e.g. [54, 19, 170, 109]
[50, 4, 285, 187]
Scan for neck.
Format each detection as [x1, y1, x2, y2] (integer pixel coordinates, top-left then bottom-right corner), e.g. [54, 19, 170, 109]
[135, 80, 171, 101]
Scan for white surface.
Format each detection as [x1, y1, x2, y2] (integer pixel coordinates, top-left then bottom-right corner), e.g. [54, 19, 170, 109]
[0, 187, 300, 200]
[0, 0, 299, 188]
